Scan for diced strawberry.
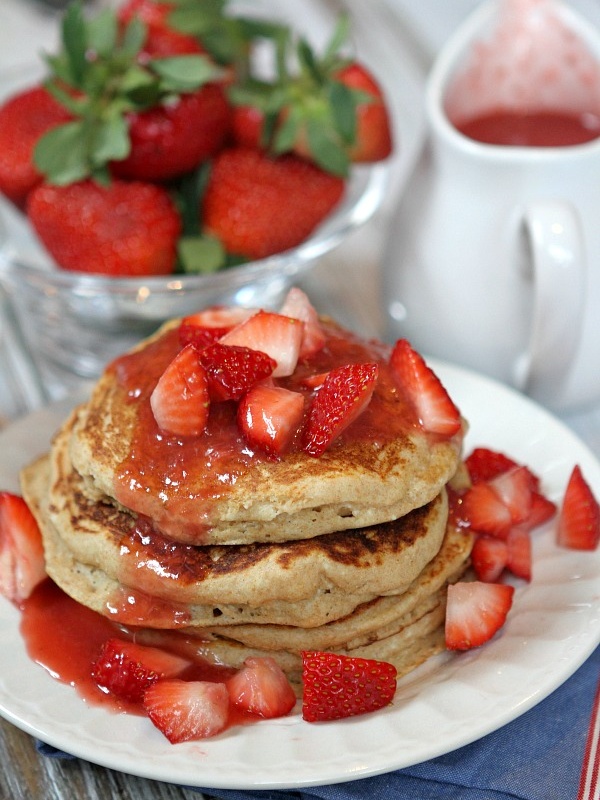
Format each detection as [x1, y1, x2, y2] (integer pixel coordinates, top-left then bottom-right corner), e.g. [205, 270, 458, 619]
[470, 535, 508, 583]
[460, 482, 514, 538]
[150, 344, 210, 436]
[237, 384, 305, 458]
[506, 527, 532, 581]
[301, 651, 397, 722]
[198, 343, 276, 402]
[557, 465, 600, 551]
[178, 306, 257, 350]
[302, 363, 378, 457]
[490, 467, 534, 525]
[445, 581, 514, 651]
[92, 638, 190, 703]
[465, 448, 520, 484]
[522, 491, 557, 531]
[299, 371, 330, 390]
[226, 657, 296, 719]
[390, 339, 461, 436]
[219, 310, 304, 377]
[280, 287, 326, 359]
[460, 467, 535, 539]
[0, 492, 46, 605]
[143, 679, 230, 742]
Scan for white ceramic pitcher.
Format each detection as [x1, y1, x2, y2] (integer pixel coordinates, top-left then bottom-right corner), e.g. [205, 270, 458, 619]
[382, 0, 600, 412]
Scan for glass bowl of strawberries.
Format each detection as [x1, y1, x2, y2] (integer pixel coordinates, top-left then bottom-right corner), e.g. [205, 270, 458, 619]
[0, 0, 392, 387]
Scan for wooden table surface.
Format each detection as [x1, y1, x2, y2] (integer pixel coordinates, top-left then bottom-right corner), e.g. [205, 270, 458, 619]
[0, 235, 387, 800]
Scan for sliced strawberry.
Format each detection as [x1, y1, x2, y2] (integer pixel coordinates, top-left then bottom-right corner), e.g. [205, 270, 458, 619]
[143, 679, 230, 742]
[179, 305, 257, 350]
[237, 384, 305, 458]
[302, 363, 378, 457]
[0, 492, 46, 605]
[557, 465, 600, 551]
[219, 310, 304, 377]
[506, 527, 532, 581]
[445, 581, 514, 651]
[465, 448, 520, 484]
[390, 339, 461, 436]
[470, 536, 508, 583]
[280, 287, 326, 359]
[299, 371, 330, 390]
[459, 481, 514, 538]
[301, 651, 397, 722]
[92, 638, 190, 703]
[150, 344, 210, 436]
[490, 467, 534, 525]
[226, 657, 296, 719]
[198, 342, 276, 402]
[522, 491, 557, 531]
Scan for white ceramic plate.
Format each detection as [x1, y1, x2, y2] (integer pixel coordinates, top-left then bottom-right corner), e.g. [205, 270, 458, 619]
[0, 363, 599, 790]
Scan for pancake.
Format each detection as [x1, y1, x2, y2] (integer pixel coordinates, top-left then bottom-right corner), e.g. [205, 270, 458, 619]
[68, 317, 465, 545]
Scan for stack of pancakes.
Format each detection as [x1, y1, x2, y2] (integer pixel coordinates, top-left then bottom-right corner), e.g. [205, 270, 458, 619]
[21, 317, 473, 688]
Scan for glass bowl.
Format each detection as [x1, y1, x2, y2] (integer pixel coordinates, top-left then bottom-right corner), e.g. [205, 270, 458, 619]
[0, 39, 390, 388]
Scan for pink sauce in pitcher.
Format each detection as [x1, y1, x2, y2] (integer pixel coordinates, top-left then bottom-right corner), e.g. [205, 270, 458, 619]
[456, 108, 600, 146]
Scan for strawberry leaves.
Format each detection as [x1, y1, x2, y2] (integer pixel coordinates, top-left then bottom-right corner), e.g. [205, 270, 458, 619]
[35, 1, 221, 185]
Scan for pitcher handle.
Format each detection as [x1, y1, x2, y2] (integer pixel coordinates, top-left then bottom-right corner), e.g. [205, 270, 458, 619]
[512, 201, 586, 405]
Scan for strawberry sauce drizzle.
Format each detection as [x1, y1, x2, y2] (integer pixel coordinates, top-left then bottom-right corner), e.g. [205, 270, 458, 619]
[19, 579, 243, 719]
[110, 321, 420, 544]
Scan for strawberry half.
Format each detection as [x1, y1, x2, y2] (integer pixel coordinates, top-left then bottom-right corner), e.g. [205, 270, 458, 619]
[92, 638, 191, 703]
[445, 581, 514, 651]
[219, 310, 304, 377]
[302, 362, 378, 457]
[237, 384, 305, 458]
[280, 287, 326, 359]
[390, 339, 461, 436]
[226, 657, 296, 719]
[0, 492, 46, 605]
[143, 679, 230, 742]
[301, 651, 397, 722]
[470, 536, 508, 583]
[199, 342, 277, 402]
[465, 447, 521, 485]
[150, 344, 210, 436]
[460, 467, 534, 539]
[557, 465, 600, 551]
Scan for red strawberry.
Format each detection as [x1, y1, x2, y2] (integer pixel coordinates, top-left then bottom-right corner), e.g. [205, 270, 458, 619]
[0, 492, 46, 605]
[460, 467, 534, 539]
[505, 527, 532, 581]
[219, 310, 304, 377]
[111, 84, 231, 182]
[201, 147, 345, 260]
[118, 0, 175, 29]
[522, 491, 557, 531]
[557, 465, 600, 550]
[280, 287, 326, 359]
[465, 448, 520, 484]
[92, 638, 190, 703]
[143, 679, 230, 742]
[198, 342, 276, 401]
[330, 63, 393, 163]
[118, 0, 204, 62]
[445, 581, 514, 651]
[27, 179, 181, 277]
[179, 306, 258, 349]
[0, 86, 72, 208]
[301, 651, 397, 722]
[231, 104, 267, 149]
[150, 344, 210, 436]
[237, 384, 305, 458]
[390, 339, 462, 437]
[470, 536, 508, 583]
[302, 363, 378, 457]
[226, 657, 296, 719]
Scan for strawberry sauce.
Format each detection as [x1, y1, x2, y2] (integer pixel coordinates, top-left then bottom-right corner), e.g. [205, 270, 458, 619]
[456, 109, 600, 147]
[110, 321, 420, 543]
[20, 579, 240, 715]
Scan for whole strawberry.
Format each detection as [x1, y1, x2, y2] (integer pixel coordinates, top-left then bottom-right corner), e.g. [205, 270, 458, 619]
[0, 86, 72, 208]
[201, 147, 345, 259]
[27, 180, 181, 277]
